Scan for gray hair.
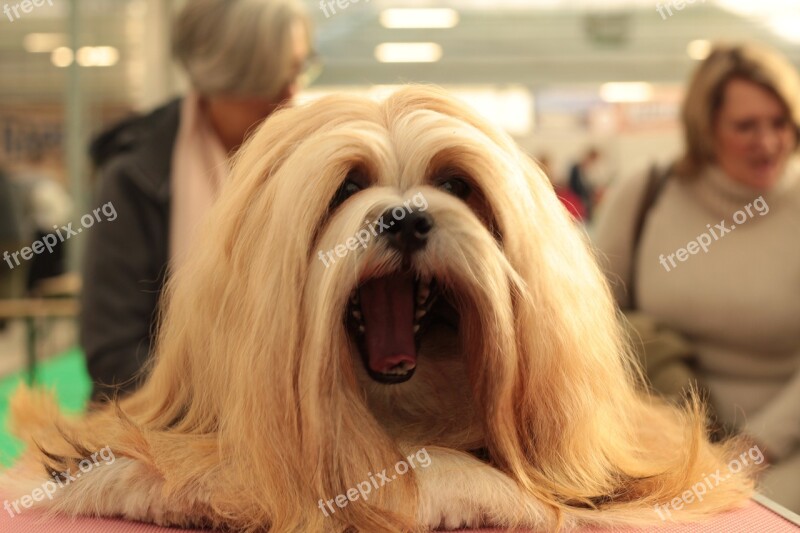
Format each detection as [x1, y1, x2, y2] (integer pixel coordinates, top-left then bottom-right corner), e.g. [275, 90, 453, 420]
[172, 0, 311, 98]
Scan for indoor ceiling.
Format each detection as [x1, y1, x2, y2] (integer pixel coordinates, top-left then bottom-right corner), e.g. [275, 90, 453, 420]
[0, 0, 798, 104]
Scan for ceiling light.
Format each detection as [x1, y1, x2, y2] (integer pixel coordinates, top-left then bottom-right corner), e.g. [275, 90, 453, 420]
[379, 8, 459, 29]
[51, 46, 120, 67]
[374, 42, 442, 63]
[77, 46, 120, 67]
[600, 82, 653, 103]
[687, 39, 712, 61]
[50, 46, 73, 67]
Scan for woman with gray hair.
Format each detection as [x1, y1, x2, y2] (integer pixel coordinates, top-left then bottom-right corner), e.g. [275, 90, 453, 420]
[593, 42, 800, 512]
[83, 0, 314, 401]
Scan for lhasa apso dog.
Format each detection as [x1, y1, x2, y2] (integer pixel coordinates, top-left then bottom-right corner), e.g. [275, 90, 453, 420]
[4, 87, 754, 531]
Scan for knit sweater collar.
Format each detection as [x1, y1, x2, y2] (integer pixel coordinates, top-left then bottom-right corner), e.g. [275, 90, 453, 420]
[688, 156, 800, 219]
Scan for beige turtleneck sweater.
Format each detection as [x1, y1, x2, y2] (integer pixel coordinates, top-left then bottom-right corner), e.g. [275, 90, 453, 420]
[592, 158, 800, 462]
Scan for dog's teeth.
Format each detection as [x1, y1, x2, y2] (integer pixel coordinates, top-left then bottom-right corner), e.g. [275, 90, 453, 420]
[416, 275, 432, 305]
[351, 310, 362, 320]
[417, 286, 430, 304]
[413, 324, 420, 333]
[385, 361, 415, 375]
[358, 325, 365, 333]
[415, 308, 426, 319]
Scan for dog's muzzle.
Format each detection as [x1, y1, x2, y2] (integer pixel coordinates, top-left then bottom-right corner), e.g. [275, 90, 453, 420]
[347, 210, 440, 384]
[382, 209, 433, 256]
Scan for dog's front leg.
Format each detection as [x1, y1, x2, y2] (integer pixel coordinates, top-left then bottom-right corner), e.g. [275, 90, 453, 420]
[410, 448, 558, 531]
[3, 457, 214, 528]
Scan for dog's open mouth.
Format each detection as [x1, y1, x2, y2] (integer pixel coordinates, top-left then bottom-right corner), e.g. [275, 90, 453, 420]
[347, 271, 440, 384]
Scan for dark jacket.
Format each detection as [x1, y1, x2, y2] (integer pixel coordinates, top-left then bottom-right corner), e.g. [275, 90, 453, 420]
[568, 162, 594, 220]
[82, 99, 180, 401]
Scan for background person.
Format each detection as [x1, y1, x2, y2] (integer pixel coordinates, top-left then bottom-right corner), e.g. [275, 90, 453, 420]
[82, 0, 314, 401]
[593, 42, 800, 512]
[539, 152, 587, 221]
[567, 147, 601, 221]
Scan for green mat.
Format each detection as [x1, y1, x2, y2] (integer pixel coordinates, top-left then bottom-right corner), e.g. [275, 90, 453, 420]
[0, 347, 91, 466]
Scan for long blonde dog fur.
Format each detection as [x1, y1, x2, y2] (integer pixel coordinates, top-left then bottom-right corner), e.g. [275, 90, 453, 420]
[3, 86, 754, 531]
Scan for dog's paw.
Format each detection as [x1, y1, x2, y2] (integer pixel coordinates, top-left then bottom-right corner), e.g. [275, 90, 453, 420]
[417, 491, 484, 530]
[412, 449, 517, 530]
[411, 448, 557, 531]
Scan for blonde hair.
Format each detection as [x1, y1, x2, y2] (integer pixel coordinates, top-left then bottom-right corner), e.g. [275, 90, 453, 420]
[172, 0, 311, 99]
[5, 87, 755, 532]
[677, 42, 800, 178]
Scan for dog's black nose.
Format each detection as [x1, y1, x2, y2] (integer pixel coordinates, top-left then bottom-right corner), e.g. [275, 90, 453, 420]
[381, 209, 433, 254]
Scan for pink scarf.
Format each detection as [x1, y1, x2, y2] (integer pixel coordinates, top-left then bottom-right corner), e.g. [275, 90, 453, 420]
[169, 92, 229, 267]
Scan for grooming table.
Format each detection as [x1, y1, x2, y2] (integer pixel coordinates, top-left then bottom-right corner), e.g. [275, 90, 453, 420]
[0, 494, 797, 532]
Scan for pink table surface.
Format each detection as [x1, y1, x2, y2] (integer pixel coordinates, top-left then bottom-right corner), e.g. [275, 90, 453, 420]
[0, 495, 797, 532]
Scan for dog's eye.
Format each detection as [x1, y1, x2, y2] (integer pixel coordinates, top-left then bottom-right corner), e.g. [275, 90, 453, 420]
[331, 176, 364, 209]
[438, 177, 471, 200]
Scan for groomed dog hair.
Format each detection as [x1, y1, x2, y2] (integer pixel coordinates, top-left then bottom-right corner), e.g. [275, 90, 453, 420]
[3, 86, 754, 531]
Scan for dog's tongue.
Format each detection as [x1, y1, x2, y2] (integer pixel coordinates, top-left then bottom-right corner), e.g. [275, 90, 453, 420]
[358, 273, 417, 374]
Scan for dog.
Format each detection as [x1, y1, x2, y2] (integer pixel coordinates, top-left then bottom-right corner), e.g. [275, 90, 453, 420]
[3, 86, 755, 531]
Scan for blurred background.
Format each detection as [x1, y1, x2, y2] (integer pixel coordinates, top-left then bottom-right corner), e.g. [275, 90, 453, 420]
[0, 0, 798, 465]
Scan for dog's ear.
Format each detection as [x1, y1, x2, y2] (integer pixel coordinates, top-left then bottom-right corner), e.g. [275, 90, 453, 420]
[421, 101, 644, 501]
[199, 96, 375, 261]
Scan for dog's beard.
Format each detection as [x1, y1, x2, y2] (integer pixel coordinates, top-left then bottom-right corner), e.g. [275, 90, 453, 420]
[350, 271, 481, 448]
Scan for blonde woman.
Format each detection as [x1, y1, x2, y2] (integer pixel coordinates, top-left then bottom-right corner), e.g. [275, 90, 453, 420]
[594, 42, 800, 512]
[83, 0, 314, 401]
